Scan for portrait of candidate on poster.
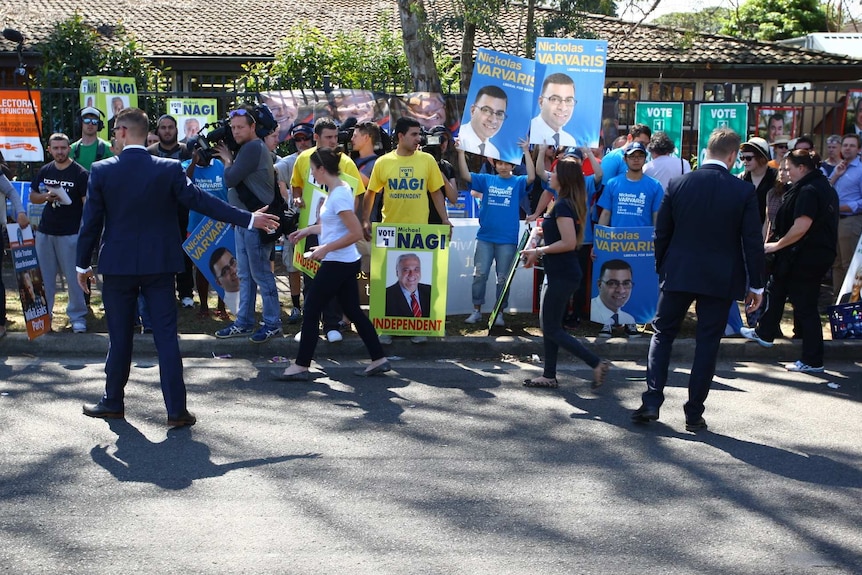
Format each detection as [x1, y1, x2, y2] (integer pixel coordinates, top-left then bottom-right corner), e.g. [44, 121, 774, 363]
[383, 251, 433, 319]
[844, 90, 862, 137]
[757, 107, 799, 143]
[531, 38, 608, 148]
[458, 49, 535, 165]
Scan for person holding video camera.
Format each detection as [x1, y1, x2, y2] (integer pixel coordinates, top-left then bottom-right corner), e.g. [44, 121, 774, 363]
[214, 104, 283, 344]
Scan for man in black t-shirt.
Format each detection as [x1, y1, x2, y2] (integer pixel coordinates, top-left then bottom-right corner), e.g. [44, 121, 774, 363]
[30, 133, 90, 332]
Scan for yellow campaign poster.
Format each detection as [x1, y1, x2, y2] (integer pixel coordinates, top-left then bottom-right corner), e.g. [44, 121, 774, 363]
[79, 76, 139, 140]
[0, 90, 44, 161]
[292, 172, 360, 278]
[167, 98, 218, 143]
[370, 223, 449, 337]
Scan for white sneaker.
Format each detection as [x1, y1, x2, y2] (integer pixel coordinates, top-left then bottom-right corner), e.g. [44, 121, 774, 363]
[494, 314, 505, 327]
[293, 331, 302, 343]
[326, 330, 343, 343]
[411, 336, 427, 344]
[378, 334, 392, 345]
[740, 327, 773, 348]
[181, 297, 194, 308]
[465, 310, 482, 324]
[785, 360, 824, 373]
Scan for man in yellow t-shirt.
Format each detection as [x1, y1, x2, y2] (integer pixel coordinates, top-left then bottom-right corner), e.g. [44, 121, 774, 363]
[362, 117, 449, 239]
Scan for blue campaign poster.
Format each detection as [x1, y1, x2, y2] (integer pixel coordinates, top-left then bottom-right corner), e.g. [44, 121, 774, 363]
[532, 38, 608, 149]
[590, 225, 658, 325]
[182, 217, 238, 314]
[458, 49, 536, 165]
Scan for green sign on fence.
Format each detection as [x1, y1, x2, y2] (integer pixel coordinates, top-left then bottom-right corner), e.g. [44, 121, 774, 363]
[635, 102, 684, 157]
[697, 103, 748, 174]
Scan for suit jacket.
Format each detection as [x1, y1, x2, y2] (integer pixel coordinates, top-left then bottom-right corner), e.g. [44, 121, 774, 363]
[77, 147, 253, 275]
[655, 163, 765, 300]
[385, 283, 432, 317]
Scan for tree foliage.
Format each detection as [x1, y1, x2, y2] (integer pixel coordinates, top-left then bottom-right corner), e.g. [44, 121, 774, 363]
[719, 0, 828, 40]
[32, 12, 164, 137]
[33, 12, 160, 90]
[652, 7, 731, 35]
[241, 19, 457, 93]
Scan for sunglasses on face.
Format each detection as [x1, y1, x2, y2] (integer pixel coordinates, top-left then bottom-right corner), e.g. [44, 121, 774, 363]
[739, 155, 756, 161]
[82, 118, 100, 125]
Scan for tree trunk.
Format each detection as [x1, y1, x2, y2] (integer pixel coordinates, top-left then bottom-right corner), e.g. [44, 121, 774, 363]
[460, 21, 476, 93]
[398, 0, 442, 92]
[525, 0, 536, 59]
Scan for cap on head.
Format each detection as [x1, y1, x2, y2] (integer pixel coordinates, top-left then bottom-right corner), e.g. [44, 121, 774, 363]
[81, 106, 102, 118]
[625, 142, 648, 156]
[740, 137, 770, 161]
[290, 122, 314, 138]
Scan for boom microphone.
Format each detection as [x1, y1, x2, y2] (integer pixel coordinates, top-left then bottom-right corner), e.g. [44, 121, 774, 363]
[2, 28, 24, 44]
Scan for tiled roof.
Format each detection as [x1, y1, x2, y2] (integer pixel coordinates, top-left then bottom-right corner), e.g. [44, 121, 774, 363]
[1, 0, 859, 78]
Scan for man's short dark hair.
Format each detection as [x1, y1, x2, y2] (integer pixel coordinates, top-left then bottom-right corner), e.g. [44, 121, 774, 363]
[355, 121, 380, 146]
[541, 73, 574, 93]
[394, 116, 420, 136]
[794, 135, 815, 149]
[209, 247, 228, 275]
[630, 123, 652, 139]
[116, 107, 149, 135]
[475, 85, 507, 103]
[842, 133, 862, 147]
[647, 132, 674, 156]
[314, 117, 338, 136]
[599, 259, 632, 278]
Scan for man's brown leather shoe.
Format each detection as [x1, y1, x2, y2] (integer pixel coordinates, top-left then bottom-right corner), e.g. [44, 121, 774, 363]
[167, 410, 196, 427]
[82, 402, 124, 419]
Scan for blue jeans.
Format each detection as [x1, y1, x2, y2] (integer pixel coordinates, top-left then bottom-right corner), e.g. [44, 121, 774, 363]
[471, 240, 517, 308]
[235, 227, 281, 330]
[540, 274, 600, 379]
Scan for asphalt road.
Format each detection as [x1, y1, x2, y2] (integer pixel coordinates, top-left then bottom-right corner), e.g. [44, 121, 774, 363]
[1, 355, 860, 574]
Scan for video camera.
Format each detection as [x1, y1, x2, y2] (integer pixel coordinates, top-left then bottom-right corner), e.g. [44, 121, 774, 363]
[187, 103, 280, 163]
[420, 125, 448, 148]
[337, 117, 358, 152]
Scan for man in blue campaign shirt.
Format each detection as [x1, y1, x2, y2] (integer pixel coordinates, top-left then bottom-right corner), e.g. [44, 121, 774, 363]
[457, 137, 535, 326]
[600, 123, 652, 182]
[183, 150, 230, 318]
[597, 142, 664, 228]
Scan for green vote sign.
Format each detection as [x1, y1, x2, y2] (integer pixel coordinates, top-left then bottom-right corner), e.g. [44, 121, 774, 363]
[635, 102, 684, 157]
[697, 103, 748, 174]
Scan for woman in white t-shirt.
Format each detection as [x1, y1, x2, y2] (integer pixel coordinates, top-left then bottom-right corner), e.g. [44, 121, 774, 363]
[277, 148, 390, 381]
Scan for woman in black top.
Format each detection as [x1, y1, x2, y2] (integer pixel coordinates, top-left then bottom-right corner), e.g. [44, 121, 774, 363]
[742, 150, 839, 372]
[521, 156, 610, 389]
[739, 137, 778, 225]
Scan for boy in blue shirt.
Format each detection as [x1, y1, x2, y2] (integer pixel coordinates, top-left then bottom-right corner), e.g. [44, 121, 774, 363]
[597, 142, 663, 228]
[457, 137, 535, 326]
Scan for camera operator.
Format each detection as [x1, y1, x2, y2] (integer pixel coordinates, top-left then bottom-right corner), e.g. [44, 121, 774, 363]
[213, 104, 282, 344]
[422, 125, 459, 224]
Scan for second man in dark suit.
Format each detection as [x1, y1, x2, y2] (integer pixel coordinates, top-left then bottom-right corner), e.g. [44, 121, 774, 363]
[632, 128, 765, 432]
[76, 108, 279, 427]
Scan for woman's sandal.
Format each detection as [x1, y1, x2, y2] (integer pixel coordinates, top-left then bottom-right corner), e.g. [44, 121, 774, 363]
[591, 360, 611, 390]
[523, 377, 559, 389]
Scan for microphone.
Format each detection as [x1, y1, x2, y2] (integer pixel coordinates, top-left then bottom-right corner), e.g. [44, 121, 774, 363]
[2, 28, 24, 44]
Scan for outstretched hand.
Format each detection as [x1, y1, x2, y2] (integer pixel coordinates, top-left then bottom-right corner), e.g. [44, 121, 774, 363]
[251, 208, 280, 234]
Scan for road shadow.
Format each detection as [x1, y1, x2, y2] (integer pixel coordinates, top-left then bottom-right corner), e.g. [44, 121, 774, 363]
[90, 419, 319, 489]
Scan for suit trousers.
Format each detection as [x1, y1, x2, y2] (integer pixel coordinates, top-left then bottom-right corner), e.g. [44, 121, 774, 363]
[295, 259, 384, 367]
[100, 273, 187, 417]
[644, 290, 730, 422]
[540, 274, 601, 379]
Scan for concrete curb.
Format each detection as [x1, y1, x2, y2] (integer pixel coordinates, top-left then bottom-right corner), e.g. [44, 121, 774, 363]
[2, 331, 860, 363]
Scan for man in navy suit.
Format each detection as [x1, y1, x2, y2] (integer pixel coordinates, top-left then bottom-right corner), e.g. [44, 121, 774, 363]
[76, 108, 279, 427]
[632, 128, 765, 432]
[384, 253, 432, 318]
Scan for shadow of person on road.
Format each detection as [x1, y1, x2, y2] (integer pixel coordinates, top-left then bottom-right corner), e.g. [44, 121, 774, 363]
[90, 419, 319, 489]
